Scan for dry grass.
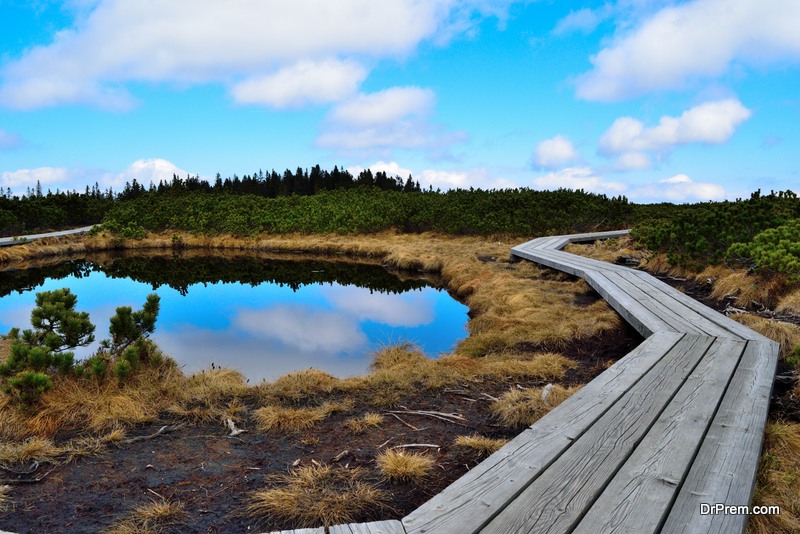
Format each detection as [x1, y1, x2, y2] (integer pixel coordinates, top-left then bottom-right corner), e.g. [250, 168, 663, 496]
[16, 363, 184, 437]
[730, 314, 800, 358]
[247, 464, 388, 528]
[777, 288, 800, 315]
[491, 384, 578, 428]
[454, 434, 508, 457]
[0, 484, 10, 512]
[477, 352, 577, 380]
[564, 236, 643, 264]
[105, 499, 188, 534]
[0, 436, 62, 463]
[376, 449, 435, 483]
[253, 400, 352, 432]
[345, 413, 385, 434]
[748, 421, 800, 534]
[259, 368, 339, 404]
[710, 272, 787, 309]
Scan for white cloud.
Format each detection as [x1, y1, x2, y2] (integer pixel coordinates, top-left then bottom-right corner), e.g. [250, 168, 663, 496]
[317, 86, 466, 156]
[0, 129, 22, 150]
[0, 167, 69, 189]
[330, 87, 434, 127]
[322, 286, 435, 327]
[533, 167, 627, 195]
[109, 158, 191, 188]
[533, 135, 580, 168]
[553, 8, 602, 35]
[0, 1, 521, 110]
[599, 99, 752, 169]
[576, 0, 800, 100]
[230, 59, 367, 108]
[234, 305, 366, 353]
[346, 161, 415, 180]
[629, 174, 726, 202]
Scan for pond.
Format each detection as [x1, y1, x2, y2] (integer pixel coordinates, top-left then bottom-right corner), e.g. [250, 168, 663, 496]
[0, 251, 469, 382]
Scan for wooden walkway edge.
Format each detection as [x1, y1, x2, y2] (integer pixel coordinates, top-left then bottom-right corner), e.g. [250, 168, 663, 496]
[271, 230, 779, 534]
[0, 225, 95, 247]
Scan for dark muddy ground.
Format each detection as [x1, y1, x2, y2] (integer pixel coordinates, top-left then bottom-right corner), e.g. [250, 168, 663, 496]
[0, 324, 642, 534]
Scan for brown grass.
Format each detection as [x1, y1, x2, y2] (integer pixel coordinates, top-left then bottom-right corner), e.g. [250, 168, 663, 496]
[564, 236, 643, 264]
[247, 464, 388, 528]
[0, 484, 10, 512]
[710, 272, 787, 309]
[730, 314, 800, 358]
[105, 499, 188, 534]
[345, 412, 385, 434]
[259, 368, 339, 404]
[253, 400, 352, 432]
[376, 449, 435, 483]
[454, 434, 508, 457]
[748, 421, 800, 534]
[777, 288, 800, 315]
[491, 384, 578, 428]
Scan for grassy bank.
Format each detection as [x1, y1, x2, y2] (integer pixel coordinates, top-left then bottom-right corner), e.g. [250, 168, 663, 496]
[0, 231, 627, 531]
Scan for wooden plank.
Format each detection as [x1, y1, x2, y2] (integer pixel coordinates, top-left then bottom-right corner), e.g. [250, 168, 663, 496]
[528, 248, 632, 274]
[402, 332, 684, 534]
[0, 225, 95, 247]
[329, 520, 406, 534]
[268, 528, 325, 534]
[629, 270, 773, 342]
[561, 229, 631, 243]
[573, 337, 747, 534]
[510, 247, 590, 278]
[662, 339, 780, 534]
[602, 271, 715, 336]
[481, 335, 715, 534]
[581, 271, 671, 337]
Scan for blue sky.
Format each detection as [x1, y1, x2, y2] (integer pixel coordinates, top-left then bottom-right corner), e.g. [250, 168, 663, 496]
[0, 0, 798, 202]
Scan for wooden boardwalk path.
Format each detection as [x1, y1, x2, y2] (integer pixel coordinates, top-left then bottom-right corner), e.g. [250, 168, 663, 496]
[0, 225, 95, 247]
[273, 230, 779, 534]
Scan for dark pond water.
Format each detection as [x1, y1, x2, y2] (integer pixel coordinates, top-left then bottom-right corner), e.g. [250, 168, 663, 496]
[0, 251, 469, 381]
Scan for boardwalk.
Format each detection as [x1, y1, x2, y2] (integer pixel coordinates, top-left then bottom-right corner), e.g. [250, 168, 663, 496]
[0, 225, 95, 247]
[274, 231, 779, 534]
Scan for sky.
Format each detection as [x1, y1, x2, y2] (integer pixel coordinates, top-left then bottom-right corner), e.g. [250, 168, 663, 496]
[0, 0, 798, 203]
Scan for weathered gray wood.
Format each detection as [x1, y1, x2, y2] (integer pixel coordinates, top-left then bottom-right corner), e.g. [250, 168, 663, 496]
[573, 337, 747, 534]
[629, 270, 772, 342]
[0, 225, 95, 247]
[329, 520, 406, 533]
[510, 247, 591, 279]
[580, 272, 661, 337]
[267, 528, 325, 534]
[481, 334, 715, 534]
[602, 271, 717, 336]
[402, 332, 684, 534]
[662, 339, 779, 534]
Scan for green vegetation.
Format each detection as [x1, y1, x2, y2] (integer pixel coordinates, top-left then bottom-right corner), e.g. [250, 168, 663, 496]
[726, 220, 800, 280]
[0, 288, 161, 405]
[632, 190, 800, 270]
[99, 186, 632, 237]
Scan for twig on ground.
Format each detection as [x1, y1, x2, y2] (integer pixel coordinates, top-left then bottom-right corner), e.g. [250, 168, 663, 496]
[122, 424, 185, 444]
[389, 444, 440, 450]
[386, 413, 420, 431]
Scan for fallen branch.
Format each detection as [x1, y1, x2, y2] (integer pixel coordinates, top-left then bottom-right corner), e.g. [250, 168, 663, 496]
[389, 443, 440, 450]
[122, 424, 185, 444]
[389, 409, 468, 426]
[226, 418, 247, 437]
[0, 461, 40, 475]
[1, 466, 56, 485]
[386, 413, 420, 431]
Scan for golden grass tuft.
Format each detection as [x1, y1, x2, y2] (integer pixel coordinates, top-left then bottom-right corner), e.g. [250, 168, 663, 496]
[376, 449, 435, 484]
[345, 412, 385, 434]
[254, 400, 352, 432]
[260, 368, 339, 403]
[730, 314, 800, 358]
[0, 484, 10, 512]
[183, 368, 247, 400]
[776, 288, 800, 315]
[748, 421, 800, 534]
[491, 384, 578, 428]
[454, 434, 508, 457]
[479, 352, 577, 380]
[370, 344, 429, 371]
[105, 499, 188, 534]
[710, 272, 786, 309]
[247, 464, 388, 528]
[0, 437, 62, 463]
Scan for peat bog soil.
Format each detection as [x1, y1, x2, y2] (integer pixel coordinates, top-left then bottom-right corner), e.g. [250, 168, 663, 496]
[0, 323, 641, 534]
